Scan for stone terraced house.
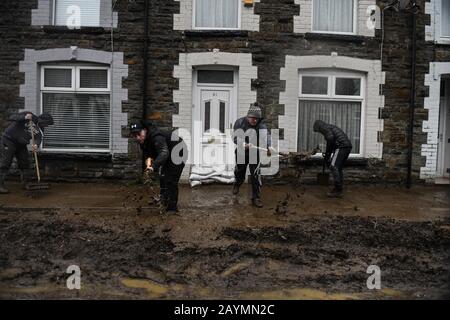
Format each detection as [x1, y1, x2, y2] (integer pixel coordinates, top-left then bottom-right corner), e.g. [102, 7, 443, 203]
[0, 0, 449, 184]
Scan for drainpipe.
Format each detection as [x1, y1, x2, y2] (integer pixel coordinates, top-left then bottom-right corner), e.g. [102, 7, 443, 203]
[406, 2, 418, 189]
[141, 0, 150, 172]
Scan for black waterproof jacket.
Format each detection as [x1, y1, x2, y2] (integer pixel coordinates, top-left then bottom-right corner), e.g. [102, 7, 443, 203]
[232, 117, 271, 148]
[2, 112, 42, 146]
[141, 126, 184, 172]
[313, 120, 352, 160]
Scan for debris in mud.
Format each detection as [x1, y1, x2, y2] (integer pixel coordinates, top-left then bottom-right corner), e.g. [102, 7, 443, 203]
[274, 194, 292, 216]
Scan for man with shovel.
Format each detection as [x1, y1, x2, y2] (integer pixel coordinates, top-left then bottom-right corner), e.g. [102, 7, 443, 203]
[313, 120, 352, 198]
[232, 102, 274, 208]
[130, 121, 187, 213]
[0, 111, 54, 194]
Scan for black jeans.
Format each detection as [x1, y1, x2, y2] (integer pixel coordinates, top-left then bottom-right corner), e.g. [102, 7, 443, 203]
[159, 141, 187, 211]
[0, 137, 30, 175]
[160, 161, 185, 211]
[330, 147, 352, 191]
[234, 151, 261, 200]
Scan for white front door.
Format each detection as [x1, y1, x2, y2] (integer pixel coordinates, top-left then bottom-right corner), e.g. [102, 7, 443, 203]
[197, 88, 234, 170]
[191, 69, 237, 183]
[438, 78, 450, 179]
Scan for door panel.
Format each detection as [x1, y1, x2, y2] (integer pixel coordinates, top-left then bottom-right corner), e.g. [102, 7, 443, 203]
[198, 88, 233, 169]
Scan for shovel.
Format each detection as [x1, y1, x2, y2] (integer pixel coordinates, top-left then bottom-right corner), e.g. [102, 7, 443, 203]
[25, 122, 50, 191]
[317, 156, 330, 186]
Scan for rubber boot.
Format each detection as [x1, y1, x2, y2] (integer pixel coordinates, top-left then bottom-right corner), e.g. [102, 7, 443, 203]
[233, 184, 240, 195]
[19, 170, 27, 190]
[327, 188, 343, 198]
[0, 173, 10, 194]
[252, 198, 263, 208]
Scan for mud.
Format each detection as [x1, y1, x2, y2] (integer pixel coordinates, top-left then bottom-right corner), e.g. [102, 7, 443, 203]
[0, 182, 449, 299]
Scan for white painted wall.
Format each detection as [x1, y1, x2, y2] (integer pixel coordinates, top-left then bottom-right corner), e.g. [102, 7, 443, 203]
[279, 54, 385, 158]
[421, 62, 450, 180]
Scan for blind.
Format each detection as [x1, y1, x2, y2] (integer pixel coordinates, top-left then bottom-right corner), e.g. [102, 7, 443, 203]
[44, 68, 72, 88]
[42, 93, 110, 150]
[80, 69, 108, 88]
[313, 0, 354, 33]
[55, 0, 101, 27]
[195, 0, 239, 28]
[443, 0, 450, 37]
[298, 100, 361, 153]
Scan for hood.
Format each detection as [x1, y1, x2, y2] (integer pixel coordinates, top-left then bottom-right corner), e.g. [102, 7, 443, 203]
[313, 120, 328, 133]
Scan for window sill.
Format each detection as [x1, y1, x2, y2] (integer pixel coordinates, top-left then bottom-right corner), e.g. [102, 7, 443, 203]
[39, 152, 112, 161]
[41, 26, 107, 35]
[183, 30, 249, 38]
[305, 32, 367, 43]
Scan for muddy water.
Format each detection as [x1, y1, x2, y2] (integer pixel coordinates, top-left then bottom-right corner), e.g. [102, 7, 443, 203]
[0, 182, 449, 299]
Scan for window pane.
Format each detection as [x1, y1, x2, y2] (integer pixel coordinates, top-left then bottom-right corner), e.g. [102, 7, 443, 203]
[313, 0, 354, 33]
[42, 93, 110, 149]
[301, 76, 328, 95]
[55, 0, 100, 27]
[443, 0, 450, 37]
[298, 100, 360, 153]
[44, 68, 72, 88]
[219, 101, 226, 133]
[195, 0, 239, 28]
[198, 70, 234, 84]
[204, 101, 211, 132]
[80, 69, 108, 88]
[335, 77, 361, 96]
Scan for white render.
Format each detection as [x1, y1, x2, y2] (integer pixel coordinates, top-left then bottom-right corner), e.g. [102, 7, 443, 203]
[293, 0, 378, 36]
[425, 0, 450, 45]
[279, 54, 385, 158]
[173, 51, 258, 179]
[421, 62, 450, 180]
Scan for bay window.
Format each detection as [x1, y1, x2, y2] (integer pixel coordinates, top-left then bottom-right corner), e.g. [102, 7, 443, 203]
[297, 71, 365, 155]
[40, 65, 111, 152]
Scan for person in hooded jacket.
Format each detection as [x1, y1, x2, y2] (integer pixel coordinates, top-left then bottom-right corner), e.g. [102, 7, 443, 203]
[0, 111, 54, 194]
[313, 120, 352, 198]
[232, 102, 273, 208]
[130, 121, 187, 212]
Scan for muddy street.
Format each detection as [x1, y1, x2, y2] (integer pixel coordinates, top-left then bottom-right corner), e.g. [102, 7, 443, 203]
[0, 183, 449, 299]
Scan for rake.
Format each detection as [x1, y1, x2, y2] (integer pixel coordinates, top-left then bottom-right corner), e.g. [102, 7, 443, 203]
[25, 121, 50, 191]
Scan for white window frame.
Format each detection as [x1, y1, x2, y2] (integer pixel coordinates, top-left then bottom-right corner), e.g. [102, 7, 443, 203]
[40, 64, 112, 153]
[52, 0, 101, 27]
[192, 0, 242, 30]
[297, 69, 366, 157]
[311, 0, 358, 35]
[40, 65, 76, 91]
[76, 66, 111, 92]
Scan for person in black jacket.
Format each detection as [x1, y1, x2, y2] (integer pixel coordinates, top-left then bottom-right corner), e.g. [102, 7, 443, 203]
[130, 121, 187, 212]
[232, 103, 273, 208]
[0, 111, 54, 194]
[313, 120, 352, 198]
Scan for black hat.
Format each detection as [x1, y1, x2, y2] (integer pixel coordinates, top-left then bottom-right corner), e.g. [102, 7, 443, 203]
[38, 113, 54, 127]
[130, 121, 144, 134]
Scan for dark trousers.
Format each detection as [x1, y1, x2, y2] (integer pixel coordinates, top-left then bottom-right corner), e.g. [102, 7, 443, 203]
[330, 147, 351, 191]
[0, 137, 30, 175]
[234, 152, 261, 200]
[160, 161, 185, 211]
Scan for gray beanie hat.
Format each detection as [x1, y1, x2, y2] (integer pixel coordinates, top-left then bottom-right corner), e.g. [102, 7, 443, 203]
[247, 102, 262, 119]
